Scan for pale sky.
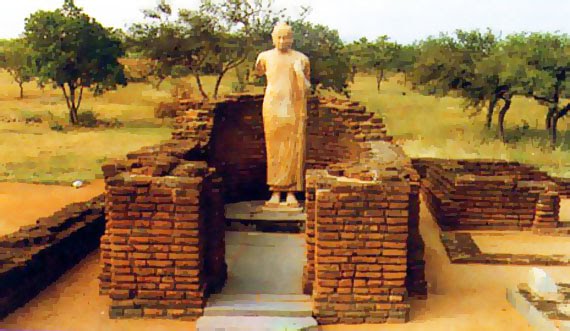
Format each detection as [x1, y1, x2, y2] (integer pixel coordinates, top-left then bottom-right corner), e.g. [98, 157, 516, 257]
[2, 0, 569, 44]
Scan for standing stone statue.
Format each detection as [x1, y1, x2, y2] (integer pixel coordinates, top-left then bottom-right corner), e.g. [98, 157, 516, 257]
[255, 22, 311, 208]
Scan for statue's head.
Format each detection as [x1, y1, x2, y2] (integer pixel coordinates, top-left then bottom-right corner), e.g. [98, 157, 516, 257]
[271, 22, 294, 52]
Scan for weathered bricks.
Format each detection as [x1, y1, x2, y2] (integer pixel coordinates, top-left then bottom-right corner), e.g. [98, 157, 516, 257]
[101, 93, 426, 324]
[413, 158, 564, 233]
[1, 195, 105, 319]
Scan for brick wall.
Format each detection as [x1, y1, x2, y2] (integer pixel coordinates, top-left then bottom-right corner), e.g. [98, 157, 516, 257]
[413, 158, 562, 231]
[553, 177, 570, 199]
[102, 161, 225, 319]
[101, 93, 427, 323]
[307, 158, 419, 324]
[0, 195, 105, 319]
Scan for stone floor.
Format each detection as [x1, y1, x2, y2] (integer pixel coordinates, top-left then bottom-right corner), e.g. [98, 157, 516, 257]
[199, 232, 314, 330]
[221, 231, 305, 295]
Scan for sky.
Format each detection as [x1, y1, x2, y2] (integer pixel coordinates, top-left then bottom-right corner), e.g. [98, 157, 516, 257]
[2, 0, 569, 44]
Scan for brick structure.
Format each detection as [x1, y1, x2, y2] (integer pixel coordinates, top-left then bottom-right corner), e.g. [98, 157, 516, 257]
[0, 195, 105, 319]
[553, 177, 570, 199]
[100, 93, 427, 323]
[413, 158, 563, 232]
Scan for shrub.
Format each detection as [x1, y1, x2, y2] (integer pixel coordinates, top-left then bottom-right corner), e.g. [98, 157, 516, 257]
[154, 102, 180, 119]
[77, 111, 99, 128]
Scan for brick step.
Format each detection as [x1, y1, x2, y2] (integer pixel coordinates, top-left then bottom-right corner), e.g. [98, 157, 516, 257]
[196, 316, 318, 331]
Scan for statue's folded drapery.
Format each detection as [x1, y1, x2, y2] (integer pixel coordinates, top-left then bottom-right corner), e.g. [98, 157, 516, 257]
[256, 49, 311, 192]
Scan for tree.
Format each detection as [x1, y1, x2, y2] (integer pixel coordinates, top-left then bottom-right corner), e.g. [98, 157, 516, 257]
[128, 1, 194, 90]
[354, 36, 399, 92]
[24, 0, 126, 125]
[509, 33, 570, 147]
[0, 39, 36, 99]
[392, 43, 418, 86]
[410, 30, 510, 135]
[289, 20, 351, 96]
[132, 0, 284, 100]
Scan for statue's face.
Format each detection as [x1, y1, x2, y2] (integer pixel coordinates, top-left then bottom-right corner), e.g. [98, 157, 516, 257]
[272, 28, 293, 51]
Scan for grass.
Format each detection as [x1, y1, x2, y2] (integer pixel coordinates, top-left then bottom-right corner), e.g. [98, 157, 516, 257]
[0, 69, 568, 185]
[0, 72, 176, 184]
[349, 74, 570, 177]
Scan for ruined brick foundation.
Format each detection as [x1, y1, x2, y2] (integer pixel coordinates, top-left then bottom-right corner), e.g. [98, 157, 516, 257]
[99, 94, 427, 323]
[413, 158, 563, 233]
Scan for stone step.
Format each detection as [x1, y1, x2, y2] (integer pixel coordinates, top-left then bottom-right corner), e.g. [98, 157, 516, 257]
[224, 201, 307, 221]
[208, 294, 311, 303]
[196, 316, 318, 331]
[204, 300, 313, 317]
[204, 294, 313, 318]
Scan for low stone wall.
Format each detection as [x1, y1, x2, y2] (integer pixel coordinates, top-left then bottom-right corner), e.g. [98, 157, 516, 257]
[0, 195, 105, 319]
[413, 158, 562, 232]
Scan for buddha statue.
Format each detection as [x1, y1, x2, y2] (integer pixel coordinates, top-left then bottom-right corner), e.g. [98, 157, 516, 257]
[255, 22, 311, 208]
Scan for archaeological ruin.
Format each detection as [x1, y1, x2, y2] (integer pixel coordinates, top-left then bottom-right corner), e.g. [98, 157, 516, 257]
[4, 95, 570, 327]
[97, 93, 427, 324]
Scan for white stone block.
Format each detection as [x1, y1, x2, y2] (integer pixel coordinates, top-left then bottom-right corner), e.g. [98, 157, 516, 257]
[529, 267, 558, 295]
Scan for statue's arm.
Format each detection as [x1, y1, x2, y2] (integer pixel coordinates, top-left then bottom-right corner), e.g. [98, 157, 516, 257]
[255, 53, 266, 76]
[303, 56, 311, 82]
[302, 56, 311, 91]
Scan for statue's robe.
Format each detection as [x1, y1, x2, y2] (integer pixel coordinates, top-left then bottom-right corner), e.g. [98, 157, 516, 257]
[255, 49, 311, 192]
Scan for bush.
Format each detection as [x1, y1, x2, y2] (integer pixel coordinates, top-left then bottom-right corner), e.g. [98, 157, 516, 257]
[49, 122, 64, 131]
[231, 81, 247, 93]
[170, 79, 193, 99]
[154, 102, 180, 119]
[77, 111, 99, 128]
[24, 114, 43, 124]
[47, 111, 64, 131]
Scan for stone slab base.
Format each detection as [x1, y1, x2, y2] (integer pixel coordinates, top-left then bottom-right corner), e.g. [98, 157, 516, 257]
[441, 232, 570, 265]
[196, 316, 318, 331]
[507, 284, 570, 331]
[198, 293, 317, 330]
[204, 294, 312, 317]
[225, 201, 305, 233]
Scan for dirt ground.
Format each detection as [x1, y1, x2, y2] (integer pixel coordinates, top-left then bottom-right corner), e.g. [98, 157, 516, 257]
[0, 180, 106, 235]
[1, 183, 570, 331]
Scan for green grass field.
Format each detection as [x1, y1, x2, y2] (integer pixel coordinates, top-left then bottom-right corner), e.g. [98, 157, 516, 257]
[0, 70, 568, 185]
[350, 74, 570, 177]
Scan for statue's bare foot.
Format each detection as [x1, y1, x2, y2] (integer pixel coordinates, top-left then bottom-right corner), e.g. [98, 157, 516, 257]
[284, 192, 299, 208]
[265, 191, 281, 208]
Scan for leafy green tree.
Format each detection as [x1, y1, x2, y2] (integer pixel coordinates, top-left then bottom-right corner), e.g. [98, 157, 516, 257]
[290, 20, 351, 96]
[134, 1, 352, 99]
[133, 0, 282, 100]
[411, 30, 511, 135]
[342, 40, 365, 83]
[471, 48, 512, 140]
[128, 3, 192, 90]
[24, 0, 126, 125]
[392, 43, 418, 85]
[0, 39, 36, 99]
[507, 33, 570, 146]
[354, 36, 400, 92]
